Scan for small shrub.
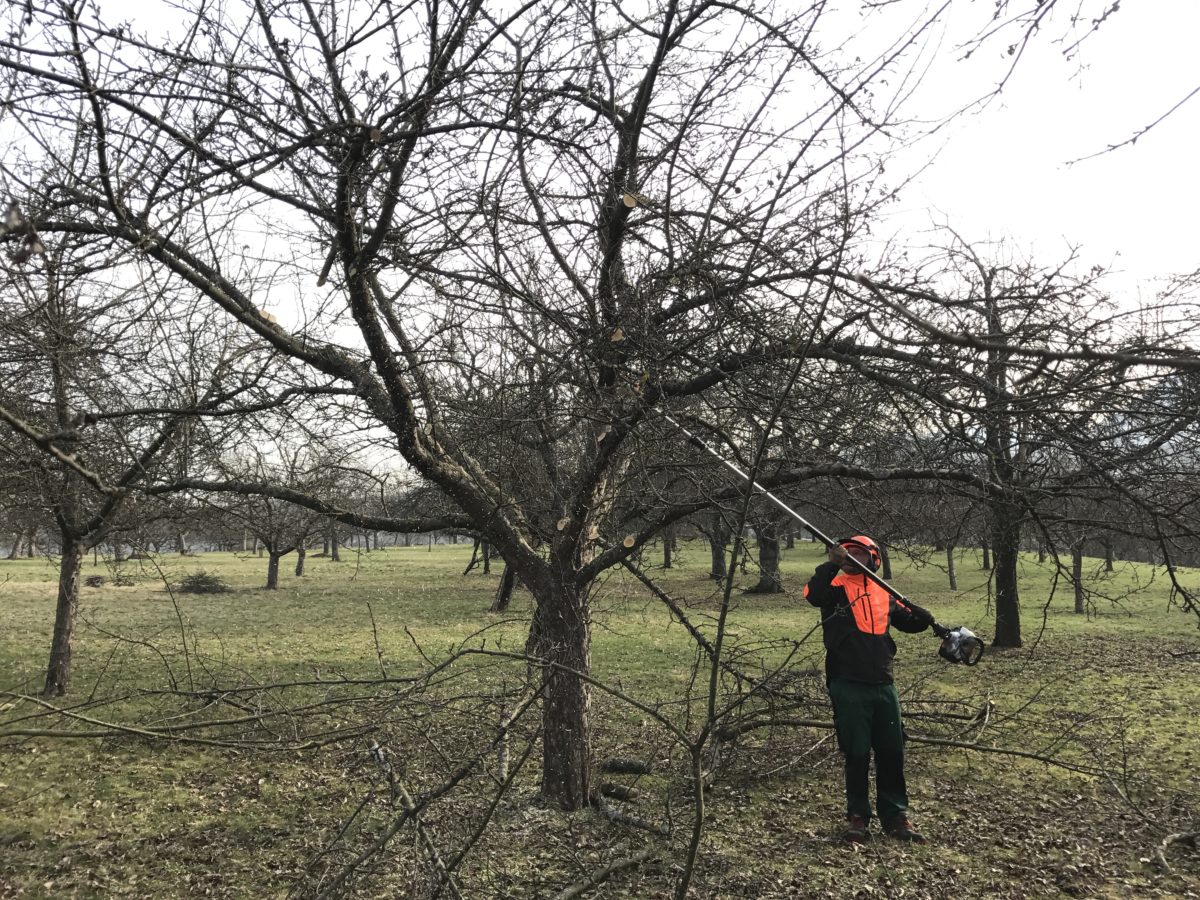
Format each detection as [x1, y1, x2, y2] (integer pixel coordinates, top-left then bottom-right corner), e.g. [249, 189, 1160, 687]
[177, 571, 233, 594]
[84, 575, 105, 588]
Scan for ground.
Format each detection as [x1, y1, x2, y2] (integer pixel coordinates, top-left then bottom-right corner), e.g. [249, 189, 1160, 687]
[1, 540, 1198, 898]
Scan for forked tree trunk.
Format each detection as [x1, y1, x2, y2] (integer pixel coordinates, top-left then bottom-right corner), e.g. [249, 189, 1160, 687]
[265, 551, 282, 589]
[527, 577, 592, 810]
[946, 544, 957, 591]
[1072, 541, 1085, 614]
[44, 533, 85, 696]
[295, 547, 306, 577]
[990, 510, 1022, 648]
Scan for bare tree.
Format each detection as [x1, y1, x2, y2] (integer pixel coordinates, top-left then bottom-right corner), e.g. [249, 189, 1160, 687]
[9, 0, 1175, 810]
[0, 235, 252, 695]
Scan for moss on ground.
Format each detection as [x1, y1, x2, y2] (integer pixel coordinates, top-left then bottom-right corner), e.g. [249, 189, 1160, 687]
[2, 542, 1198, 898]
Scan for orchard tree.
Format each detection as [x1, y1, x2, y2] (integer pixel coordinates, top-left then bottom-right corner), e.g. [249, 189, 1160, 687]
[0, 234, 257, 695]
[4, 0, 1175, 809]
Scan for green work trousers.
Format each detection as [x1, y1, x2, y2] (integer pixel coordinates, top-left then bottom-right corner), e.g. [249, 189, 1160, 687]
[827, 679, 908, 823]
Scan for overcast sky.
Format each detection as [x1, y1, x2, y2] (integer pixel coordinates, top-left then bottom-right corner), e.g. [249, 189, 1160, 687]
[887, 1, 1198, 297]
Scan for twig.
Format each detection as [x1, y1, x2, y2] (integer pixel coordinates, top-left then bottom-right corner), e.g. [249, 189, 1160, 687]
[365, 600, 388, 678]
[551, 848, 655, 900]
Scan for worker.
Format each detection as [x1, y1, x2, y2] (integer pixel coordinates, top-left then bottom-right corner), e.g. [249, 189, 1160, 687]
[804, 535, 933, 844]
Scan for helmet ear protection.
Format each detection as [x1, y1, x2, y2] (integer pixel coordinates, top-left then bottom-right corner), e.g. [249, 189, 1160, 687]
[837, 535, 882, 572]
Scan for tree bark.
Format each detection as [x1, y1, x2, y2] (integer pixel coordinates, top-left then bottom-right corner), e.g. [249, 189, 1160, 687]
[491, 563, 516, 612]
[482, 540, 491, 574]
[946, 544, 957, 591]
[708, 513, 728, 581]
[981, 542, 991, 570]
[1103, 539, 1114, 572]
[785, 529, 795, 550]
[990, 511, 1022, 647]
[528, 577, 592, 809]
[1073, 541, 1085, 614]
[662, 526, 673, 569]
[745, 521, 783, 594]
[880, 542, 893, 580]
[44, 533, 85, 697]
[266, 551, 282, 589]
[295, 547, 306, 577]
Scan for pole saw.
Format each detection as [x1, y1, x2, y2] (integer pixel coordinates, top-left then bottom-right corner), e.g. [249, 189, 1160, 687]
[660, 410, 984, 666]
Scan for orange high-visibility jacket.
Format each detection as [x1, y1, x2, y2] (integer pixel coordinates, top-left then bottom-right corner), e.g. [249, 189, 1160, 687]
[804, 561, 931, 684]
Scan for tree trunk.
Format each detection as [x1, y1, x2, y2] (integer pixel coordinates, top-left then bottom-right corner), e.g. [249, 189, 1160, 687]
[1103, 539, 1114, 572]
[175, 531, 189, 555]
[662, 526, 674, 569]
[745, 522, 783, 594]
[25, 528, 36, 558]
[491, 563, 516, 612]
[946, 544, 957, 591]
[981, 542, 991, 570]
[990, 510, 1022, 648]
[1038, 543, 1046, 564]
[880, 542, 893, 580]
[295, 547, 306, 577]
[785, 529, 795, 550]
[266, 551, 282, 589]
[1073, 541, 1085, 614]
[482, 540, 491, 574]
[5, 533, 17, 560]
[528, 577, 592, 810]
[708, 513, 727, 581]
[330, 524, 341, 561]
[44, 533, 85, 696]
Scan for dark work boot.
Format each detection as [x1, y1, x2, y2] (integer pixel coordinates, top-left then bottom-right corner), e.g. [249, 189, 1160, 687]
[883, 815, 927, 844]
[841, 814, 870, 844]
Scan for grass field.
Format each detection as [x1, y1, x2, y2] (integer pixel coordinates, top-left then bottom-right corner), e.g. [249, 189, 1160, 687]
[2, 541, 1199, 898]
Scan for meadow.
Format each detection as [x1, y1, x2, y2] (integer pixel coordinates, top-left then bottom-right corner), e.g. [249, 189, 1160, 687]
[2, 541, 1198, 898]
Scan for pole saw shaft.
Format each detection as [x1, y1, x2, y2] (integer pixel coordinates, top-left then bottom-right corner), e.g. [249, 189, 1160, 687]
[658, 410, 984, 664]
[659, 411, 909, 603]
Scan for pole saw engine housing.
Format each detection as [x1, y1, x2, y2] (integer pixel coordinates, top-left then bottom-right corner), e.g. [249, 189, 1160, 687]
[937, 626, 984, 666]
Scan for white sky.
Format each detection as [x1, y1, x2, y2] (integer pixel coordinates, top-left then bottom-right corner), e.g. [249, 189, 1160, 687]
[887, 0, 1198, 296]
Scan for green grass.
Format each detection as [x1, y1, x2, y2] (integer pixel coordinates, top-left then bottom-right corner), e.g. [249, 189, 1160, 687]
[2, 541, 1199, 898]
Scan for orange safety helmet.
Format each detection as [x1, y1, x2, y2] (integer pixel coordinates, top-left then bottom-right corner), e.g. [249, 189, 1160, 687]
[838, 535, 882, 571]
